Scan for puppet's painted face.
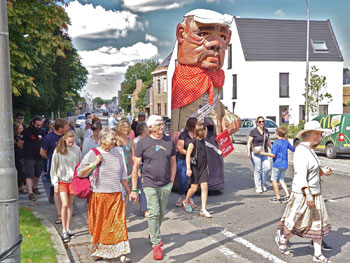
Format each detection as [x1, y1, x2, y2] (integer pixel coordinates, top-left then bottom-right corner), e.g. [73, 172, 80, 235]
[177, 18, 231, 70]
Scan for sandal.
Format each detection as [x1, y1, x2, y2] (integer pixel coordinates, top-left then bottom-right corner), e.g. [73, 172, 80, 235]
[55, 216, 62, 224]
[313, 254, 332, 263]
[19, 188, 28, 194]
[275, 230, 292, 256]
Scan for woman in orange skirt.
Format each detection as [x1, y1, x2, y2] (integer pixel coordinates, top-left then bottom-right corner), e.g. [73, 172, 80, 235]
[78, 128, 131, 262]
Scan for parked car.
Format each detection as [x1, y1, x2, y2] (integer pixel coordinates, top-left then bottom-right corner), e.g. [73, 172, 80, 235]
[293, 114, 350, 159]
[231, 118, 278, 143]
[75, 115, 85, 127]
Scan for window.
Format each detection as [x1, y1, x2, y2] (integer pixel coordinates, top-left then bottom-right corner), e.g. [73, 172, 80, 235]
[157, 79, 161, 94]
[219, 88, 223, 100]
[163, 77, 167, 92]
[157, 103, 161, 115]
[242, 120, 254, 128]
[312, 40, 328, 52]
[227, 44, 232, 69]
[319, 105, 328, 115]
[232, 102, 236, 113]
[232, 74, 237, 99]
[164, 103, 167, 117]
[279, 73, 289, 97]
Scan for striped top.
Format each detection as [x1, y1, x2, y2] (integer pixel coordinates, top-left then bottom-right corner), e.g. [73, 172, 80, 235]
[77, 146, 127, 193]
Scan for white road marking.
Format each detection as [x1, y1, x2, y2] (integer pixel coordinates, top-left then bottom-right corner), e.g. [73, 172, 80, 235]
[212, 224, 287, 263]
[211, 239, 240, 259]
[324, 198, 337, 203]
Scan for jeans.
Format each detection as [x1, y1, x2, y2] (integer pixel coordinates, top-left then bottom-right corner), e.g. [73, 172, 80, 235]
[143, 183, 172, 246]
[271, 167, 286, 182]
[250, 152, 271, 189]
[137, 176, 148, 212]
[177, 159, 188, 196]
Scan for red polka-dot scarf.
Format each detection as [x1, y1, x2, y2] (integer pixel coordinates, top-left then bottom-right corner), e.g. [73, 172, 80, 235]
[171, 63, 225, 109]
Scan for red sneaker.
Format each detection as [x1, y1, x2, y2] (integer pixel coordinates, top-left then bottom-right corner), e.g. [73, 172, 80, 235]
[153, 244, 163, 260]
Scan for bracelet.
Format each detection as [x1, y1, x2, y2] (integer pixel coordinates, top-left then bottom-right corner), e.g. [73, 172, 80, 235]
[131, 189, 140, 193]
[89, 164, 96, 169]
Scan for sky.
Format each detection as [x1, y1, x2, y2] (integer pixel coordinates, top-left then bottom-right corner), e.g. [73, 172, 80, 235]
[64, 0, 350, 99]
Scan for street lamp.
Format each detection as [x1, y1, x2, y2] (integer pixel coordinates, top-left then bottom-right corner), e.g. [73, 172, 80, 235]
[0, 1, 21, 262]
[305, 0, 310, 122]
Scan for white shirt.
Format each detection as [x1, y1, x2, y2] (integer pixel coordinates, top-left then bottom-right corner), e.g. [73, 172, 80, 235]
[50, 145, 82, 186]
[292, 142, 321, 195]
[108, 116, 118, 129]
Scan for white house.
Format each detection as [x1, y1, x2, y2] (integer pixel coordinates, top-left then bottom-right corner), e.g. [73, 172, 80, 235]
[221, 17, 344, 125]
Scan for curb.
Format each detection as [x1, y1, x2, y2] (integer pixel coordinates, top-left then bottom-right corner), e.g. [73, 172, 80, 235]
[32, 211, 71, 263]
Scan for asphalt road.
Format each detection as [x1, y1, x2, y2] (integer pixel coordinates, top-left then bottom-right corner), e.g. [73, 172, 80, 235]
[166, 145, 350, 263]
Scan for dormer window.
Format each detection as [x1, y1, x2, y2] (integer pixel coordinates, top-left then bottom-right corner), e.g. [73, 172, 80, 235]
[312, 40, 328, 52]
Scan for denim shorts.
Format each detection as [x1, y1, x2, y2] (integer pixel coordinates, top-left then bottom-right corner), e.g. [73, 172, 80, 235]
[271, 167, 287, 182]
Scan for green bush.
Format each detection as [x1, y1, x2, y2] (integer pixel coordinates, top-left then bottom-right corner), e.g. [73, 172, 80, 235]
[282, 121, 304, 139]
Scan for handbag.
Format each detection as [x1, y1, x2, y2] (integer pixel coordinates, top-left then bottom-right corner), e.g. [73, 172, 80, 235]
[190, 140, 198, 167]
[251, 131, 265, 155]
[72, 148, 101, 199]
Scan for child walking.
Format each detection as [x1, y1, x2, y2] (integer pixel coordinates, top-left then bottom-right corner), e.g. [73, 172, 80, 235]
[261, 126, 295, 203]
[183, 123, 212, 218]
[51, 130, 82, 243]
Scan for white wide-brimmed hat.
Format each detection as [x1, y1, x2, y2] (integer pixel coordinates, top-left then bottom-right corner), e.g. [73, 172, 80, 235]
[296, 120, 331, 138]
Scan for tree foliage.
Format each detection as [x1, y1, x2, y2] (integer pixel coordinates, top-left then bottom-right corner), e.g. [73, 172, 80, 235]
[304, 65, 332, 117]
[93, 97, 105, 105]
[8, 0, 88, 117]
[135, 87, 147, 111]
[120, 61, 158, 113]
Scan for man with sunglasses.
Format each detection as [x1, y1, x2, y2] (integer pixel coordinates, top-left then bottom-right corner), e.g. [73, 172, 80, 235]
[14, 112, 26, 129]
[21, 115, 45, 201]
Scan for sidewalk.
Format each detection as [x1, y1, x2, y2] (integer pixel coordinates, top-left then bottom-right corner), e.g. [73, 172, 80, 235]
[19, 176, 251, 263]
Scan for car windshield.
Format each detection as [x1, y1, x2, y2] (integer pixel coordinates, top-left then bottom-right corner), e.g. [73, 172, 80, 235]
[264, 120, 278, 128]
[78, 116, 85, 120]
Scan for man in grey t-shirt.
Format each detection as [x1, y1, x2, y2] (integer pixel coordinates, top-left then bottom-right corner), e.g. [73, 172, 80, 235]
[130, 115, 176, 260]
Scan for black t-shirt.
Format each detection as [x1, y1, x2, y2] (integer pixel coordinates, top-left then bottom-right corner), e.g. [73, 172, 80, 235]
[249, 127, 269, 152]
[131, 119, 139, 137]
[21, 126, 44, 160]
[135, 135, 176, 188]
[14, 135, 23, 159]
[176, 130, 193, 160]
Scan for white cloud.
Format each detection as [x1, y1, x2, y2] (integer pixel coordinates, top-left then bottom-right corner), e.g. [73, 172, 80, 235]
[79, 42, 159, 99]
[145, 34, 159, 42]
[275, 9, 285, 16]
[66, 1, 141, 39]
[123, 0, 195, 12]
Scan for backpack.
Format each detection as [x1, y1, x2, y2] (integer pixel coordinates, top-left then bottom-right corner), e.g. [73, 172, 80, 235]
[72, 148, 101, 199]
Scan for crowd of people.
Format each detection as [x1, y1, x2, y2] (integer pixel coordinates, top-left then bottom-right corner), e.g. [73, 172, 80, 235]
[13, 111, 334, 262]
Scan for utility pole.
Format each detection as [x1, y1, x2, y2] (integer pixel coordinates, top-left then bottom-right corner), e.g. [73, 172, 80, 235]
[0, 0, 21, 262]
[305, 0, 310, 122]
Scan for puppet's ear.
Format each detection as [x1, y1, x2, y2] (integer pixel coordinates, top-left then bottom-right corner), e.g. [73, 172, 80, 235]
[176, 23, 186, 44]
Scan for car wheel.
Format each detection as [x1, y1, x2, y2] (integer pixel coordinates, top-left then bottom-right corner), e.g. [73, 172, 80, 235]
[325, 143, 337, 159]
[293, 139, 300, 147]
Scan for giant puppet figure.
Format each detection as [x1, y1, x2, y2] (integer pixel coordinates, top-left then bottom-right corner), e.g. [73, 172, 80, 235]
[170, 9, 241, 190]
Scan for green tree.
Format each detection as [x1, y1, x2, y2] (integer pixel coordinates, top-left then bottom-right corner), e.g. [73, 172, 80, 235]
[7, 0, 72, 96]
[121, 61, 158, 113]
[9, 0, 88, 118]
[135, 87, 147, 111]
[93, 97, 105, 105]
[304, 65, 332, 117]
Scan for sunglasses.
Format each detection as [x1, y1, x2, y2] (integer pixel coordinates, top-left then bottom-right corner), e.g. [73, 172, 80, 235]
[258, 120, 265, 124]
[18, 116, 24, 119]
